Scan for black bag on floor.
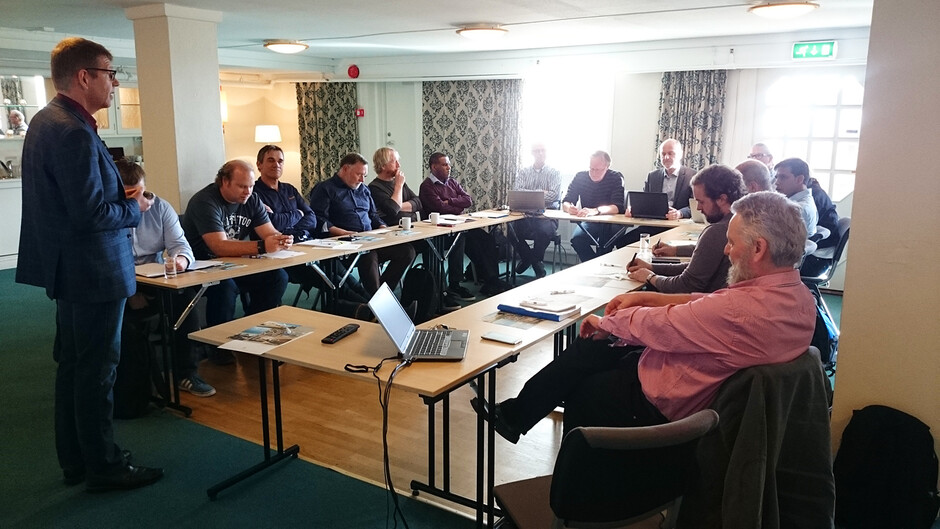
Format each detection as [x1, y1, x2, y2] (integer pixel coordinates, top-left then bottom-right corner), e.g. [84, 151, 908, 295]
[401, 263, 439, 323]
[834, 405, 940, 529]
[114, 315, 156, 419]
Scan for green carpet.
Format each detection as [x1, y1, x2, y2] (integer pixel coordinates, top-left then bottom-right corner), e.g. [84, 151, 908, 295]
[0, 269, 472, 528]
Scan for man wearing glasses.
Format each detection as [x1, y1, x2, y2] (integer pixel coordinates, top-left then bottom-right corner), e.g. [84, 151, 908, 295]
[16, 38, 163, 492]
[748, 143, 775, 173]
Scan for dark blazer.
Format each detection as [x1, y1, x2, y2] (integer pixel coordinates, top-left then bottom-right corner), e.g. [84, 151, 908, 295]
[16, 96, 140, 303]
[644, 166, 695, 218]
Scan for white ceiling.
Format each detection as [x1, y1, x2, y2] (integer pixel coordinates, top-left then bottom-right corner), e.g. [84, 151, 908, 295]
[0, 0, 873, 66]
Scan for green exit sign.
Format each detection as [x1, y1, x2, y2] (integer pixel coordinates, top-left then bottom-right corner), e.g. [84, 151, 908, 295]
[792, 40, 838, 60]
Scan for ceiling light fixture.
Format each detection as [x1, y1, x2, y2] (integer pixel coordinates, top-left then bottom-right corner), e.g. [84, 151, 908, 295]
[748, 2, 820, 19]
[263, 39, 309, 54]
[456, 24, 508, 40]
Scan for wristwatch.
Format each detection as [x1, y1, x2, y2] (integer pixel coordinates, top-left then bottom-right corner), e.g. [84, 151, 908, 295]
[257, 240, 267, 255]
[646, 273, 656, 287]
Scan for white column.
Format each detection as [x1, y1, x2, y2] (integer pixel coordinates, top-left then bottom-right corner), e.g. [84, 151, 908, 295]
[126, 3, 224, 211]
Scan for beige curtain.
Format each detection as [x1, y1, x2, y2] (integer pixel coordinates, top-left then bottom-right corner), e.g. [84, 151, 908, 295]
[296, 82, 360, 195]
[422, 80, 522, 209]
[656, 70, 728, 171]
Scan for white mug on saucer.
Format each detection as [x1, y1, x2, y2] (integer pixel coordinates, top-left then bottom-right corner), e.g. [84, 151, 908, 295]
[399, 217, 412, 230]
[429, 212, 440, 225]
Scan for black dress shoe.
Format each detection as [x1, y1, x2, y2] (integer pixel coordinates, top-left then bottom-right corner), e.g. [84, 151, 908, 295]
[86, 464, 164, 493]
[63, 449, 133, 486]
[470, 397, 520, 444]
[533, 261, 547, 278]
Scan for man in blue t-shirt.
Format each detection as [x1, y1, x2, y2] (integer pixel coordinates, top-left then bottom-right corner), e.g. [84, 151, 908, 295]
[182, 160, 290, 363]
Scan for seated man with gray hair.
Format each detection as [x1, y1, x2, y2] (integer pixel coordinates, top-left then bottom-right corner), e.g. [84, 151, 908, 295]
[472, 191, 815, 444]
[736, 159, 774, 193]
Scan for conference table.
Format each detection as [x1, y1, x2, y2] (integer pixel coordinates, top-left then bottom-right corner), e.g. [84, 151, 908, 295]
[185, 233, 702, 525]
[135, 211, 521, 415]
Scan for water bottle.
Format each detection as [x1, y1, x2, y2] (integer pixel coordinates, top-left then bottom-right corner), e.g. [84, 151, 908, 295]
[164, 249, 177, 279]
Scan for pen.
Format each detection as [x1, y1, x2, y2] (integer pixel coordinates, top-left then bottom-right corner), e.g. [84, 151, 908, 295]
[629, 252, 637, 267]
[654, 238, 661, 249]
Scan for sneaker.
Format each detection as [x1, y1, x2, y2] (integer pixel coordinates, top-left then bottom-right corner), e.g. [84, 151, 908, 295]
[447, 284, 476, 301]
[179, 375, 216, 397]
[441, 294, 461, 312]
[514, 259, 530, 275]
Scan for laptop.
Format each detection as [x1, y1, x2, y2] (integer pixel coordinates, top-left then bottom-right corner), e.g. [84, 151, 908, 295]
[508, 190, 546, 214]
[368, 283, 468, 361]
[627, 191, 669, 219]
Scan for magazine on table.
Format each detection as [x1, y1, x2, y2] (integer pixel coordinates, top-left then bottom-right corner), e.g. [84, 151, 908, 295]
[219, 321, 314, 355]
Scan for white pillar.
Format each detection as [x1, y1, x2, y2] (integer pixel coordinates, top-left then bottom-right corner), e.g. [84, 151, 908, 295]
[126, 3, 224, 211]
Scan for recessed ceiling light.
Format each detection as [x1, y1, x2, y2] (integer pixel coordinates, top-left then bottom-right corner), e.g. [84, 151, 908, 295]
[748, 2, 820, 19]
[456, 24, 508, 40]
[263, 39, 309, 54]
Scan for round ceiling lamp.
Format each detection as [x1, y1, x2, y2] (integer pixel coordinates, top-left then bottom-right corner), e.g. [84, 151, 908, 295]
[263, 39, 309, 54]
[456, 24, 508, 40]
[748, 2, 820, 19]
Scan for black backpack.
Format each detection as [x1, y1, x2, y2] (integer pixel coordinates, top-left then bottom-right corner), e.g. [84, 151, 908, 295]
[400, 263, 439, 323]
[811, 302, 839, 372]
[834, 405, 940, 529]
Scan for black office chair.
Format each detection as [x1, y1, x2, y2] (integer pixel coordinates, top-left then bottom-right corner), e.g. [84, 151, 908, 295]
[800, 216, 850, 347]
[493, 409, 719, 529]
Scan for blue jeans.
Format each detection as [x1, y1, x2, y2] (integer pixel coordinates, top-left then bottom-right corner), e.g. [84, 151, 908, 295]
[205, 269, 288, 327]
[570, 222, 616, 262]
[54, 297, 126, 474]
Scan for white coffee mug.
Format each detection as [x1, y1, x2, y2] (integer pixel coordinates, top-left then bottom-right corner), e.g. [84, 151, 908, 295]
[429, 212, 440, 225]
[398, 217, 412, 230]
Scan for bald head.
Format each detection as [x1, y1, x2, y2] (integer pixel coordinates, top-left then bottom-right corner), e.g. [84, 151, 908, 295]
[736, 159, 773, 193]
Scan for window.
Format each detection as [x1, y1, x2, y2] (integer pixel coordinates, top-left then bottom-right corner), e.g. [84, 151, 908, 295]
[759, 74, 864, 201]
[519, 70, 614, 190]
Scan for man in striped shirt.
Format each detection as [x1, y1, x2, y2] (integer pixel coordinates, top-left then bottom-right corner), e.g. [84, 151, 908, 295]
[509, 143, 561, 277]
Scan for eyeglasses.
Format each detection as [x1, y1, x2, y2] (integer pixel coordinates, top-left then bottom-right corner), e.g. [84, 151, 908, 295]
[86, 67, 117, 81]
[747, 153, 770, 160]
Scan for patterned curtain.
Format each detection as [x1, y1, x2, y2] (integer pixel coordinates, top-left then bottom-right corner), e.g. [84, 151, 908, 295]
[296, 82, 359, 194]
[1, 76, 26, 117]
[422, 80, 522, 209]
[655, 70, 727, 171]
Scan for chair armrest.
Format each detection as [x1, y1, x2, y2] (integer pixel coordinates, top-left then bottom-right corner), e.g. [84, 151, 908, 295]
[579, 409, 719, 450]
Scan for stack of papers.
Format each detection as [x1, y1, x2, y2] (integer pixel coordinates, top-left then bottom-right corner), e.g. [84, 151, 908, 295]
[497, 297, 581, 322]
[135, 260, 224, 277]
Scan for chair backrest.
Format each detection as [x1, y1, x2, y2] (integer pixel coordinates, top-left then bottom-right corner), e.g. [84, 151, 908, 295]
[548, 409, 718, 527]
[678, 348, 836, 529]
[803, 216, 850, 283]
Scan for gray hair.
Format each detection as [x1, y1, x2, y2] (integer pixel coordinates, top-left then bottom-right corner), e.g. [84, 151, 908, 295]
[730, 191, 806, 268]
[736, 159, 773, 191]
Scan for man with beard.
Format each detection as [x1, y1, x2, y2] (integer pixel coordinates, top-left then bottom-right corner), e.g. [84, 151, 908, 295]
[470, 191, 815, 443]
[627, 165, 745, 294]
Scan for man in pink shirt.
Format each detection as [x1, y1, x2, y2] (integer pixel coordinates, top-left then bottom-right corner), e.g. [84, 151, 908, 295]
[471, 191, 816, 443]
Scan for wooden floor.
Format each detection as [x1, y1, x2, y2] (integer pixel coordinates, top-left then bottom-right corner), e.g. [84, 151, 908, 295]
[184, 333, 664, 527]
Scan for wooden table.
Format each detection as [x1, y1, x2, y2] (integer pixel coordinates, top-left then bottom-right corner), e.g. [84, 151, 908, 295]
[187, 242, 646, 525]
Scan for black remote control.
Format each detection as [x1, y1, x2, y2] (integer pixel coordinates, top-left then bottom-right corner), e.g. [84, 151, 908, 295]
[321, 323, 360, 344]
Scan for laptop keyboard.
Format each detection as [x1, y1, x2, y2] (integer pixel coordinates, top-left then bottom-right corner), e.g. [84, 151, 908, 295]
[411, 330, 452, 357]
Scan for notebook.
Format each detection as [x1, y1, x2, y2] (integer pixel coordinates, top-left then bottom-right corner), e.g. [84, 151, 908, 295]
[628, 191, 669, 219]
[368, 283, 468, 361]
[508, 190, 546, 214]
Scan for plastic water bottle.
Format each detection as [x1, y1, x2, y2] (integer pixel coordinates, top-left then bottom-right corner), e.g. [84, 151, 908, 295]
[163, 250, 177, 279]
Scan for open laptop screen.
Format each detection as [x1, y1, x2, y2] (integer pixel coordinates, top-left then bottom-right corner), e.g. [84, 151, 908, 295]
[368, 283, 415, 355]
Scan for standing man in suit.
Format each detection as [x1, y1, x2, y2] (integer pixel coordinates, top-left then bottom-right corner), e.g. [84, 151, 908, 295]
[635, 138, 694, 220]
[16, 38, 163, 491]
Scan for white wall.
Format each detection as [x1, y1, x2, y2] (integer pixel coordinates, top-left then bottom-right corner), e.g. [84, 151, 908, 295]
[221, 83, 302, 193]
[830, 0, 940, 457]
